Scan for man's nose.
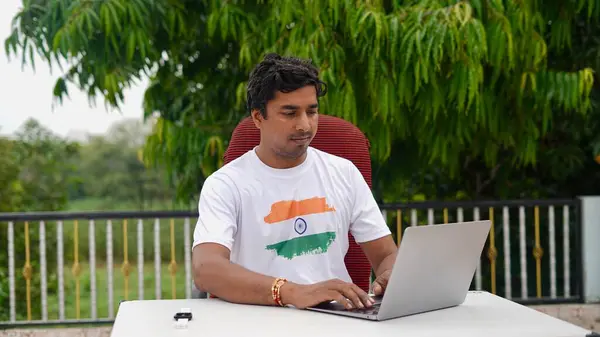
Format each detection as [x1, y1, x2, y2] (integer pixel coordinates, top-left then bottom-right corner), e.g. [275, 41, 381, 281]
[296, 112, 310, 131]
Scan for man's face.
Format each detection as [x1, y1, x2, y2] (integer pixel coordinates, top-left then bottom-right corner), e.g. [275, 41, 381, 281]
[252, 85, 319, 160]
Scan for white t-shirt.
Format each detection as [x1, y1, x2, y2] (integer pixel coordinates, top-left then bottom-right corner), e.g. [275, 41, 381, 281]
[192, 146, 391, 285]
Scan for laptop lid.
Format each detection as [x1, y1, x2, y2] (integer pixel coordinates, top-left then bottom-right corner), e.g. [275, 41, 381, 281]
[377, 220, 491, 320]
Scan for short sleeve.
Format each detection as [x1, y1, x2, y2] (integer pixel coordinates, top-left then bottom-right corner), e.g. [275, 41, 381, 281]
[348, 162, 391, 243]
[192, 174, 239, 251]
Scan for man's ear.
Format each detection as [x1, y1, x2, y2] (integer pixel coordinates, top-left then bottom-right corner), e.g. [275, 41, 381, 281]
[251, 109, 263, 129]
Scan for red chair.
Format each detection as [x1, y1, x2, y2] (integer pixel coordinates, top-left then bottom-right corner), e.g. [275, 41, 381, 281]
[223, 114, 374, 292]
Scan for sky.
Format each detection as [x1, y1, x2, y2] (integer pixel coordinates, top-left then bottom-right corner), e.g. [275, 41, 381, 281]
[0, 0, 147, 139]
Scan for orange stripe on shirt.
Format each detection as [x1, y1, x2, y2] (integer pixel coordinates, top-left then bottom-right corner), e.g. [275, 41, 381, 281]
[263, 197, 336, 224]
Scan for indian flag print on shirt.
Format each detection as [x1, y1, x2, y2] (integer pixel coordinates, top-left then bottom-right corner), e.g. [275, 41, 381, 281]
[263, 197, 337, 260]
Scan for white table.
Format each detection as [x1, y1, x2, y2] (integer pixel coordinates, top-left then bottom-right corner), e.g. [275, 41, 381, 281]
[110, 291, 593, 337]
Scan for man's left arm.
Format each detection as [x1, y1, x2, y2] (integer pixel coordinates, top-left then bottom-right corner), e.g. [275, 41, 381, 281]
[346, 162, 398, 294]
[360, 236, 397, 277]
[360, 236, 397, 294]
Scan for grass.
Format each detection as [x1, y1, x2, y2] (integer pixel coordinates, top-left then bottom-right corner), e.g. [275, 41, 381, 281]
[35, 263, 188, 321]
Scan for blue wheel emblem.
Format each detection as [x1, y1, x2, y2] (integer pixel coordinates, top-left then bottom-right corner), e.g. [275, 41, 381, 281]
[294, 218, 307, 235]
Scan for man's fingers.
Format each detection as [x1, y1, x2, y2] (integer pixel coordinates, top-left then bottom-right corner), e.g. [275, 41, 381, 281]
[372, 282, 383, 295]
[337, 283, 374, 309]
[372, 271, 391, 295]
[330, 291, 354, 310]
[337, 286, 364, 309]
[322, 279, 376, 310]
[351, 284, 374, 307]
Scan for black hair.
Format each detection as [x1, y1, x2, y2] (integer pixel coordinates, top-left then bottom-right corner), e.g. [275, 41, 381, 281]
[246, 53, 328, 118]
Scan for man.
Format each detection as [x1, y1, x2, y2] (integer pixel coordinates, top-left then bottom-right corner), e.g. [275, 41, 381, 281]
[192, 53, 397, 310]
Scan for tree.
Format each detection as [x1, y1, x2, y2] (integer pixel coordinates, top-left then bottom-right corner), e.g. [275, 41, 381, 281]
[0, 136, 23, 212]
[5, 0, 598, 200]
[372, 5, 600, 202]
[12, 119, 80, 211]
[76, 118, 176, 209]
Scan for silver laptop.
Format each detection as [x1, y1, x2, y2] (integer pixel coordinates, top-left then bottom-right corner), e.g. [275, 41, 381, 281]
[307, 220, 491, 321]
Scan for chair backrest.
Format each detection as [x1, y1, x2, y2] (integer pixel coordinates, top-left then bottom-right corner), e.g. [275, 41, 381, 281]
[223, 114, 373, 292]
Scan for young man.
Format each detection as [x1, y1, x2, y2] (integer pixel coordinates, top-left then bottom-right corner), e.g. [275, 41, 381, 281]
[192, 53, 397, 310]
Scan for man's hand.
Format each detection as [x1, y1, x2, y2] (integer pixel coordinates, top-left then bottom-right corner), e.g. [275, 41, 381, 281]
[371, 269, 391, 296]
[280, 279, 375, 310]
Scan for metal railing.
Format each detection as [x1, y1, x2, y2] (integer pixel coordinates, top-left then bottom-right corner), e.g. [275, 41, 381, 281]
[0, 198, 583, 327]
[380, 199, 583, 304]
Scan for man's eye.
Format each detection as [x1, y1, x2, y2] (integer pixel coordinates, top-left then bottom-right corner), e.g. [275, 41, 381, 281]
[307, 110, 318, 114]
[283, 111, 295, 116]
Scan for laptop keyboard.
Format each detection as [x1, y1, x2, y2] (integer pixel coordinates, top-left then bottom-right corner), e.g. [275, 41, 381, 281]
[350, 303, 380, 314]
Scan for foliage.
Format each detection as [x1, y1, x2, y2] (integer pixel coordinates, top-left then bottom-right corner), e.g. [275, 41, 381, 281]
[1, 117, 180, 211]
[4, 0, 600, 201]
[373, 6, 600, 202]
[0, 137, 23, 212]
[12, 118, 80, 211]
[76, 118, 176, 209]
[143, 119, 225, 203]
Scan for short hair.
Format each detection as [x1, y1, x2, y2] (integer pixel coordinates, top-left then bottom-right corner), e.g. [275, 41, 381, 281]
[246, 53, 328, 118]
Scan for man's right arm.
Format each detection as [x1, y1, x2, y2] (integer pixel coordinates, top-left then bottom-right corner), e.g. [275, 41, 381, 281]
[191, 174, 373, 309]
[193, 243, 282, 305]
[191, 174, 283, 305]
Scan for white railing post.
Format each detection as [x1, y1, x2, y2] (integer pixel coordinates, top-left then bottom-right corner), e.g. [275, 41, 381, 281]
[106, 220, 114, 319]
[89, 220, 97, 320]
[473, 207, 482, 291]
[518, 206, 528, 299]
[154, 218, 162, 300]
[57, 220, 65, 321]
[137, 219, 144, 300]
[184, 218, 192, 299]
[562, 205, 571, 298]
[427, 209, 434, 225]
[502, 207, 511, 299]
[8, 221, 16, 322]
[580, 196, 600, 303]
[548, 206, 557, 299]
[39, 221, 48, 321]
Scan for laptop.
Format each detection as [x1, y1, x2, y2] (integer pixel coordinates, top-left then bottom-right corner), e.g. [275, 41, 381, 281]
[306, 220, 492, 321]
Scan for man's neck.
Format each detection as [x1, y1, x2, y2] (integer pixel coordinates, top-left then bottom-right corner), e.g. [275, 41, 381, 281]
[255, 145, 307, 169]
